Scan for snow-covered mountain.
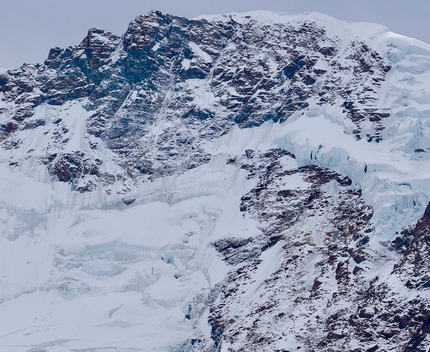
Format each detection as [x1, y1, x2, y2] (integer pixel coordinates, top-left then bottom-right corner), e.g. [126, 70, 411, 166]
[0, 10, 430, 351]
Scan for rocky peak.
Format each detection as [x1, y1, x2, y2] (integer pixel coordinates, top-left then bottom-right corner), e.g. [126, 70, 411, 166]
[0, 11, 414, 195]
[124, 10, 171, 52]
[81, 28, 120, 71]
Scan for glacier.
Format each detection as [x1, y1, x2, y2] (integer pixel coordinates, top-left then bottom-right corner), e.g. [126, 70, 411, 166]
[0, 10, 430, 352]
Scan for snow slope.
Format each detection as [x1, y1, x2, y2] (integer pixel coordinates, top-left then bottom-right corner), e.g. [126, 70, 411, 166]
[0, 155, 258, 351]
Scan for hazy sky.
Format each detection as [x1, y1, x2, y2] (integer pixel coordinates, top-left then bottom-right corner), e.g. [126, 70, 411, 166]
[0, 0, 429, 68]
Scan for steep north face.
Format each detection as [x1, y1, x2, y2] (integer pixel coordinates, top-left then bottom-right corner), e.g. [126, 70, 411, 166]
[0, 10, 430, 352]
[0, 10, 391, 192]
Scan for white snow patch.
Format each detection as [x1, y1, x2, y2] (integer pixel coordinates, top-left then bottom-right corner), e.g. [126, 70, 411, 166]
[181, 58, 191, 70]
[188, 42, 213, 63]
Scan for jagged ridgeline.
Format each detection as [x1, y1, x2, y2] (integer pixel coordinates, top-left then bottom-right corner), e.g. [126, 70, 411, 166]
[0, 10, 390, 193]
[0, 10, 430, 352]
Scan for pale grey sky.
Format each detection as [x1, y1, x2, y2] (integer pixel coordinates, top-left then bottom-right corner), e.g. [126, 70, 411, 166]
[0, 0, 429, 68]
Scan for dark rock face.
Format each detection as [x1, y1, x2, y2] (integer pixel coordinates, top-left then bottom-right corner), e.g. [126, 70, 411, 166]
[207, 149, 375, 351]
[205, 150, 430, 351]
[47, 152, 102, 192]
[392, 203, 430, 290]
[0, 11, 391, 191]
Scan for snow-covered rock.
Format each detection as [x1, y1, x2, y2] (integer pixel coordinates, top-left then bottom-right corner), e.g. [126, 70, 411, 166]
[0, 10, 430, 352]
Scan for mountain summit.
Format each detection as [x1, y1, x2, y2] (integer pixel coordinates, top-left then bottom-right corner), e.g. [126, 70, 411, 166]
[0, 10, 430, 351]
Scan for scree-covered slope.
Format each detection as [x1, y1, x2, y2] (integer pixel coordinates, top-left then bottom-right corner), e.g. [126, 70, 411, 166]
[0, 10, 430, 352]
